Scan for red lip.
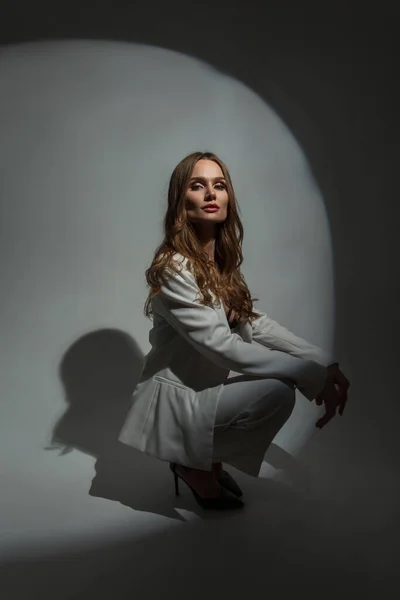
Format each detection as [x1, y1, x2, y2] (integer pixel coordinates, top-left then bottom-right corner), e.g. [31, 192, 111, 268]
[203, 204, 219, 209]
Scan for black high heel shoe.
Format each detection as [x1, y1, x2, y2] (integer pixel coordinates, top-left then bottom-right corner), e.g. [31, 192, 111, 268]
[217, 470, 243, 497]
[169, 463, 244, 510]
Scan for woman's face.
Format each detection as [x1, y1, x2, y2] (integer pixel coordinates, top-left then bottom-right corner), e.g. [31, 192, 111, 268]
[185, 160, 229, 226]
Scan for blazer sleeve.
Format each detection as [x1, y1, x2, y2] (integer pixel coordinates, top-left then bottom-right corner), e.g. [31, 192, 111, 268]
[152, 265, 328, 401]
[251, 310, 336, 367]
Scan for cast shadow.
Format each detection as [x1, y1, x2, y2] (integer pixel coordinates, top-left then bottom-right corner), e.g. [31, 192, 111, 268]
[47, 328, 307, 519]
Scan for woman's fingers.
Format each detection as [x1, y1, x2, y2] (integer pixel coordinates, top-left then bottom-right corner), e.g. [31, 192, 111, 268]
[316, 408, 336, 429]
[338, 391, 348, 415]
[316, 383, 340, 428]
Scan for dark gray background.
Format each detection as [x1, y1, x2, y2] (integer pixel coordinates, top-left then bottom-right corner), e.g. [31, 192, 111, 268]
[1, 1, 398, 597]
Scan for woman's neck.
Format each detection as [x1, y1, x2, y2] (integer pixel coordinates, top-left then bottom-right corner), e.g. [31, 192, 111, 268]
[199, 239, 216, 262]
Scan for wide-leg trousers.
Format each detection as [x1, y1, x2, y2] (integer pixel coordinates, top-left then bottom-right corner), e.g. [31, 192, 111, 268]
[211, 374, 296, 476]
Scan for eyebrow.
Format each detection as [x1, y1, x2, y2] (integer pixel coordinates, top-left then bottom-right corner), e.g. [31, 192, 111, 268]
[189, 176, 226, 181]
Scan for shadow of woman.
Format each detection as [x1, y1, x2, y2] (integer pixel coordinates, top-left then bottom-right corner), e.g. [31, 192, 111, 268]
[46, 328, 186, 520]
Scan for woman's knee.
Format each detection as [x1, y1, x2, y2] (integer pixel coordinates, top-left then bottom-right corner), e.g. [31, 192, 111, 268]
[271, 379, 296, 412]
[234, 378, 295, 427]
[272, 379, 296, 405]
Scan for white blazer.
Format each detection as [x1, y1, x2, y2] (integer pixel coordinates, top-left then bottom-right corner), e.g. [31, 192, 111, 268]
[118, 253, 334, 474]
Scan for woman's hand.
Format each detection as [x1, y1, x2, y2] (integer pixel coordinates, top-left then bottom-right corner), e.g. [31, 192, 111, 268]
[315, 364, 350, 429]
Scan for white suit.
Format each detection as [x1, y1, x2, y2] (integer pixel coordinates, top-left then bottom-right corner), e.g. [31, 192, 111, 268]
[118, 253, 333, 475]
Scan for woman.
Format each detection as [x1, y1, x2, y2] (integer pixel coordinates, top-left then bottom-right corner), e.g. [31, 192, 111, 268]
[118, 151, 350, 510]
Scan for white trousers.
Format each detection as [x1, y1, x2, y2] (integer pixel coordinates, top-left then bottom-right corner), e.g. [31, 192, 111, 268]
[211, 374, 296, 476]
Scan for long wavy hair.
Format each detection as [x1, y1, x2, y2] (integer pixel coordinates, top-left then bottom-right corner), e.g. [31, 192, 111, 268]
[143, 151, 260, 324]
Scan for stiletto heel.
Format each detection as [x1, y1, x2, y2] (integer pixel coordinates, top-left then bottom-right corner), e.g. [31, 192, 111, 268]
[169, 463, 244, 510]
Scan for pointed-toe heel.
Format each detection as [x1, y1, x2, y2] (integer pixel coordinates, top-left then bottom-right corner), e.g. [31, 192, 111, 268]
[169, 463, 244, 510]
[217, 470, 243, 497]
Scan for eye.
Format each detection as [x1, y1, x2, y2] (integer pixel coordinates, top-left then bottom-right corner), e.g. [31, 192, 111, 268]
[190, 182, 226, 190]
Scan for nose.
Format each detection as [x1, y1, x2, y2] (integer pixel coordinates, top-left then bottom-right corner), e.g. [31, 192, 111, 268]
[205, 185, 216, 199]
